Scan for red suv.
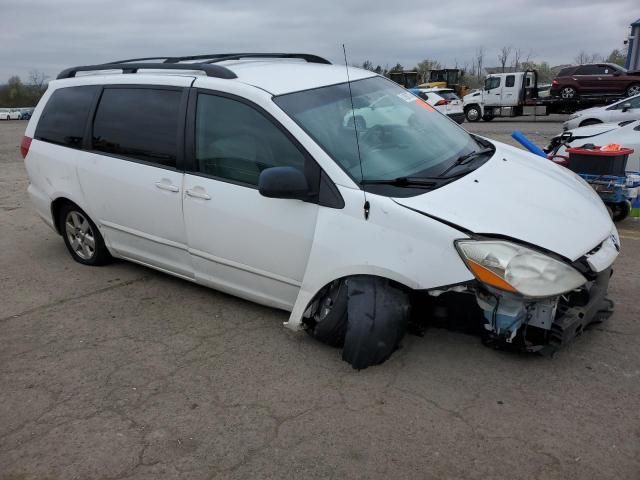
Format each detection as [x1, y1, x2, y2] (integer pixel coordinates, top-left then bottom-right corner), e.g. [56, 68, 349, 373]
[550, 63, 640, 99]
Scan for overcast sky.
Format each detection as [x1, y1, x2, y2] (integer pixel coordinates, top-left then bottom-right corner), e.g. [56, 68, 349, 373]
[0, 0, 636, 83]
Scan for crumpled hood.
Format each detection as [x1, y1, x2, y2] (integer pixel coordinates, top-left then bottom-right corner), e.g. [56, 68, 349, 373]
[393, 141, 614, 261]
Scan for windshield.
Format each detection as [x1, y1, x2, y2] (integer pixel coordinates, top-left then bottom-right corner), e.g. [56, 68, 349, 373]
[273, 76, 480, 186]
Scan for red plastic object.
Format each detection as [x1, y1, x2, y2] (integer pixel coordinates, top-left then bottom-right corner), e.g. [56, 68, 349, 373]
[566, 145, 634, 156]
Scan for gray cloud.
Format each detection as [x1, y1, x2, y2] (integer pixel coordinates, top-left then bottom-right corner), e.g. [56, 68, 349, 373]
[0, 0, 635, 82]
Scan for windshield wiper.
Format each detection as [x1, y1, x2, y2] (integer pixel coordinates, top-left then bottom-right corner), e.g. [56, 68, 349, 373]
[438, 147, 494, 177]
[360, 177, 439, 188]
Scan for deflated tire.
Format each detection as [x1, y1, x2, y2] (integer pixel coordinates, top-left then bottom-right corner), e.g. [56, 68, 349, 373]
[342, 276, 410, 370]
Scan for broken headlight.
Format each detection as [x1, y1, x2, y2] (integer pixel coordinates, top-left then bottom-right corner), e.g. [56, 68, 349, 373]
[456, 240, 586, 298]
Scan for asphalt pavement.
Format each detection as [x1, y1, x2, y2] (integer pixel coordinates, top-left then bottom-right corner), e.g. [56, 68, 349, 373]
[1, 119, 639, 480]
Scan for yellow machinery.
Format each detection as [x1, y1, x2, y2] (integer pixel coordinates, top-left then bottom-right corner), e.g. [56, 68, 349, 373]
[420, 69, 469, 97]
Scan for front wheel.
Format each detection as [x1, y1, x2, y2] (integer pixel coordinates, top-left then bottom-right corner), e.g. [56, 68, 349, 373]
[465, 105, 481, 122]
[58, 203, 113, 266]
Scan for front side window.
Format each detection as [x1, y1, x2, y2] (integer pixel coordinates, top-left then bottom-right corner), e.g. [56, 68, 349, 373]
[485, 77, 501, 90]
[35, 86, 98, 148]
[274, 76, 480, 187]
[195, 94, 306, 186]
[92, 88, 182, 168]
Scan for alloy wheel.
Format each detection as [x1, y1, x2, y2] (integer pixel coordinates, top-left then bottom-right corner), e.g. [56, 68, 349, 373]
[65, 211, 96, 260]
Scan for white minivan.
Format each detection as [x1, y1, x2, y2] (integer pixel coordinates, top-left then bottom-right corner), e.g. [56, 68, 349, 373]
[22, 53, 619, 368]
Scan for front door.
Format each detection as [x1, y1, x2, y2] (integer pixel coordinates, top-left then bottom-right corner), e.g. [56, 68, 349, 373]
[182, 90, 319, 309]
[484, 76, 503, 107]
[77, 84, 192, 277]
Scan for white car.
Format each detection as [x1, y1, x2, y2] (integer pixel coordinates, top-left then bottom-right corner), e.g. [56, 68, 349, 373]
[563, 94, 640, 130]
[0, 108, 22, 120]
[22, 53, 619, 368]
[413, 88, 465, 124]
[549, 120, 640, 172]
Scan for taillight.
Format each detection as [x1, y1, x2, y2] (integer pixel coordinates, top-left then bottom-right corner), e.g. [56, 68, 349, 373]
[434, 99, 449, 106]
[20, 136, 32, 159]
[552, 79, 559, 86]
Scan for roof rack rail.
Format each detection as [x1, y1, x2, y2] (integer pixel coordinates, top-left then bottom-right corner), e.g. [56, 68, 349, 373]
[56, 62, 238, 80]
[56, 53, 332, 80]
[108, 53, 332, 65]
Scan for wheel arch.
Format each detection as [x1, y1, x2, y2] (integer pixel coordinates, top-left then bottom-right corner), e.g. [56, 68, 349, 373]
[286, 267, 421, 331]
[578, 118, 603, 127]
[50, 196, 83, 235]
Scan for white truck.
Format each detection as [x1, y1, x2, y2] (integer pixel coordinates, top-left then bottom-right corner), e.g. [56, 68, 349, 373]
[463, 71, 621, 122]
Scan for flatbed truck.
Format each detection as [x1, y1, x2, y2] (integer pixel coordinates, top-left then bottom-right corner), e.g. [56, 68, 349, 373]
[463, 70, 625, 122]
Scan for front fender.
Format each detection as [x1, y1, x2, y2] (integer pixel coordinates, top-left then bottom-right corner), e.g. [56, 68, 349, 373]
[286, 187, 474, 330]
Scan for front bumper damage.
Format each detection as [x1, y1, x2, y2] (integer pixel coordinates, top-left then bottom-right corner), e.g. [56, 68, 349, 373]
[475, 267, 614, 354]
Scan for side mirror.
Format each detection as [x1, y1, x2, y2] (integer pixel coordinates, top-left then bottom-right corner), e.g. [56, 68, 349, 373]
[258, 166, 310, 200]
[622, 102, 632, 112]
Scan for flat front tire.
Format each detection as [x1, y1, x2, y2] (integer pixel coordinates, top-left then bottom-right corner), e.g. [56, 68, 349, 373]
[58, 203, 112, 266]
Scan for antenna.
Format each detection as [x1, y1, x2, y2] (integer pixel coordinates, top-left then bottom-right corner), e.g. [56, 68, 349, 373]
[342, 44, 370, 220]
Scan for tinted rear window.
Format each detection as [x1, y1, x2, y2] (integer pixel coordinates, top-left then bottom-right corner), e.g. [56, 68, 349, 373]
[92, 88, 182, 168]
[35, 86, 98, 148]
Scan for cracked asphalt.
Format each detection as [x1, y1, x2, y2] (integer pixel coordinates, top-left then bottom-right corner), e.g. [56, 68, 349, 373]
[1, 119, 639, 479]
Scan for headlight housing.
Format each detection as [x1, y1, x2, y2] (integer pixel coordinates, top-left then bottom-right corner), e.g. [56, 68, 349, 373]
[456, 240, 586, 298]
[567, 114, 580, 121]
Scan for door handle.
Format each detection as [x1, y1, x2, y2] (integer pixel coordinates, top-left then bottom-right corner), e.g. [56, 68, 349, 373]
[155, 181, 179, 192]
[186, 189, 211, 200]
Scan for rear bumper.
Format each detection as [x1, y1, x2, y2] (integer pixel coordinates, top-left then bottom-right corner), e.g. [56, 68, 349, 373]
[447, 112, 465, 124]
[27, 184, 56, 231]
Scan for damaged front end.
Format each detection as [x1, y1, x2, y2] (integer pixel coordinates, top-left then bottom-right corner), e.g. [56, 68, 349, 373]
[474, 267, 614, 353]
[420, 235, 619, 353]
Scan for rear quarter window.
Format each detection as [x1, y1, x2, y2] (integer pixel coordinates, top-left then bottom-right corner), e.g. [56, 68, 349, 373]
[436, 90, 460, 100]
[557, 67, 576, 77]
[35, 86, 99, 148]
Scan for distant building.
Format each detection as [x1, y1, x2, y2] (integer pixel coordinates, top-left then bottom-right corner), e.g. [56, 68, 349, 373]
[627, 18, 640, 70]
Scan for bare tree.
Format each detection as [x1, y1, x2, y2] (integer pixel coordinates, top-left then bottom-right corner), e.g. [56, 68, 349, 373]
[475, 46, 485, 82]
[498, 46, 512, 72]
[511, 48, 532, 71]
[361, 60, 374, 71]
[28, 70, 48, 89]
[415, 58, 442, 83]
[574, 51, 603, 64]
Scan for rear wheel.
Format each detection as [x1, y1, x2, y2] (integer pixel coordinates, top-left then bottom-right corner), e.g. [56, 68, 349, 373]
[560, 86, 578, 99]
[58, 203, 112, 266]
[626, 83, 640, 98]
[579, 119, 602, 127]
[465, 105, 481, 122]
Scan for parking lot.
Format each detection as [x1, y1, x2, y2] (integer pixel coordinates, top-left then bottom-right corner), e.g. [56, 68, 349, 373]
[1, 117, 639, 479]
